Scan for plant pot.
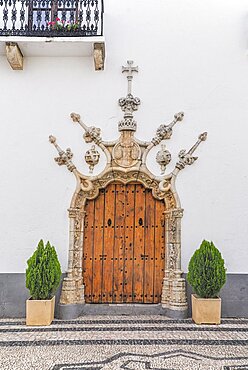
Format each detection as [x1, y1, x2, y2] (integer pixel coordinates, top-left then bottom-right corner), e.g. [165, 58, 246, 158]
[191, 294, 221, 325]
[26, 296, 55, 326]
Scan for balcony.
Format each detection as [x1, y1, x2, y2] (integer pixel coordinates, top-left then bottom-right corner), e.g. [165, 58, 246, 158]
[0, 0, 105, 70]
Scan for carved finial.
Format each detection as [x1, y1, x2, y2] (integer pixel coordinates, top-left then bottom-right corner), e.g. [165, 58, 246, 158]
[85, 145, 100, 173]
[152, 112, 184, 145]
[70, 112, 81, 123]
[49, 135, 76, 172]
[198, 132, 208, 142]
[156, 144, 171, 174]
[175, 132, 208, 171]
[174, 112, 184, 122]
[49, 135, 56, 144]
[70, 112, 102, 145]
[122, 60, 138, 95]
[118, 60, 140, 132]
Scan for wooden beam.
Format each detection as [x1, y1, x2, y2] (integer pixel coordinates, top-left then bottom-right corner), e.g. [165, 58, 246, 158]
[6, 42, 23, 70]
[93, 42, 105, 71]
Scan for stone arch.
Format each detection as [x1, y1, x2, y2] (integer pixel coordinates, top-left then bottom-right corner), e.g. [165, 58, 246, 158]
[58, 167, 187, 318]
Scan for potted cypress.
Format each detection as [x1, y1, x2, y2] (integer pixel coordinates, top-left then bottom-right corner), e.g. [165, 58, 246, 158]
[187, 240, 226, 324]
[26, 240, 62, 326]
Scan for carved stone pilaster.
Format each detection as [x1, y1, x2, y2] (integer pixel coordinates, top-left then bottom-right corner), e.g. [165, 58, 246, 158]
[60, 208, 86, 305]
[162, 208, 187, 313]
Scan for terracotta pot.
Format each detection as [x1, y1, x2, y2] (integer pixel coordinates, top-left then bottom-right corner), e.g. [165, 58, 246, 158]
[26, 296, 55, 326]
[191, 294, 221, 325]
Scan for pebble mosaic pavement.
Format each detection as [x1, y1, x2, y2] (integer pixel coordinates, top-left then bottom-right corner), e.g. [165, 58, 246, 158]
[0, 316, 248, 369]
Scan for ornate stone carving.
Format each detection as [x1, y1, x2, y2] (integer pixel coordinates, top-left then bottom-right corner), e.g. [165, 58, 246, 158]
[168, 243, 178, 270]
[152, 112, 184, 145]
[122, 60, 138, 94]
[176, 132, 207, 171]
[113, 132, 141, 167]
[159, 179, 171, 192]
[156, 145, 171, 174]
[49, 60, 208, 319]
[118, 95, 140, 115]
[70, 113, 102, 145]
[171, 209, 184, 218]
[164, 191, 176, 209]
[49, 135, 76, 172]
[118, 61, 140, 132]
[83, 127, 102, 144]
[84, 145, 100, 173]
[118, 115, 137, 132]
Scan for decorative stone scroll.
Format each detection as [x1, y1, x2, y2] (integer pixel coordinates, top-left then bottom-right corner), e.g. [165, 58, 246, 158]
[49, 60, 207, 319]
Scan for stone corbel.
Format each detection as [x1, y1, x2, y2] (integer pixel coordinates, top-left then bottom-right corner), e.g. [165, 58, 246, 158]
[6, 42, 23, 70]
[93, 42, 105, 71]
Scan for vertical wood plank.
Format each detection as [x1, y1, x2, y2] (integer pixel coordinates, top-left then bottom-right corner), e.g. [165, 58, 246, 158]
[102, 183, 115, 303]
[154, 198, 166, 303]
[83, 199, 95, 303]
[123, 183, 135, 303]
[92, 189, 105, 303]
[133, 184, 145, 303]
[144, 189, 155, 303]
[83, 181, 166, 305]
[113, 183, 125, 303]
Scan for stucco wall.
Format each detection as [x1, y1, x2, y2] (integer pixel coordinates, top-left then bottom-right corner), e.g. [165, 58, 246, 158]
[0, 0, 248, 274]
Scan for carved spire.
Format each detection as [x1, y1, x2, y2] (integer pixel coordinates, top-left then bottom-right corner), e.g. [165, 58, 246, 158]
[152, 112, 184, 145]
[175, 132, 207, 171]
[49, 135, 76, 172]
[118, 60, 140, 132]
[70, 113, 102, 145]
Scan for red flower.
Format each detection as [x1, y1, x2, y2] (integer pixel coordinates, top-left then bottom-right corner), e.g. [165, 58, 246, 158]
[56, 17, 60, 21]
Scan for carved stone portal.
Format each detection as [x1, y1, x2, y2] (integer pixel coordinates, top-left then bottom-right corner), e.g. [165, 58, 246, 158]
[49, 60, 207, 318]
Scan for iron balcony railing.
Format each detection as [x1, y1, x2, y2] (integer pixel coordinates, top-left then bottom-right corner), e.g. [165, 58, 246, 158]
[0, 0, 103, 37]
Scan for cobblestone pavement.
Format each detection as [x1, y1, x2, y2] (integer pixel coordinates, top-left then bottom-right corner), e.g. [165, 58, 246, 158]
[0, 316, 248, 370]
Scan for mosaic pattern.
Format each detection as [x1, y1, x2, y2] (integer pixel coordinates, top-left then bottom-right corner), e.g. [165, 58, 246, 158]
[0, 316, 248, 370]
[52, 351, 248, 370]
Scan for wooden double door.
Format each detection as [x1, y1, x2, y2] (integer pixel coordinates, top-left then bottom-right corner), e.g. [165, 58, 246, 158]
[83, 182, 166, 304]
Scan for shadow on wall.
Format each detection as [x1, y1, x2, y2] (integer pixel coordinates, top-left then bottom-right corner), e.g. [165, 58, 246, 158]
[185, 273, 248, 318]
[0, 273, 64, 319]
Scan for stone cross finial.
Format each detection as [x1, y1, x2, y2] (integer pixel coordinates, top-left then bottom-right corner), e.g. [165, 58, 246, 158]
[122, 60, 138, 94]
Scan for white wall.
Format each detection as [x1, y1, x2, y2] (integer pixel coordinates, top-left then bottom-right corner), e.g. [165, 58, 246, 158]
[0, 0, 248, 273]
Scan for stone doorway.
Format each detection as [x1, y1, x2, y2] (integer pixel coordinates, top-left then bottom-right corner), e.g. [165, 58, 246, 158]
[49, 60, 207, 319]
[83, 182, 166, 304]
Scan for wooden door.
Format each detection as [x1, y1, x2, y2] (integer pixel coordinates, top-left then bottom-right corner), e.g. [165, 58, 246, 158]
[83, 182, 165, 303]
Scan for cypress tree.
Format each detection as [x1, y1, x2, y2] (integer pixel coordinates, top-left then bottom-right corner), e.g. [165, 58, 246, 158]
[26, 240, 62, 300]
[187, 240, 226, 298]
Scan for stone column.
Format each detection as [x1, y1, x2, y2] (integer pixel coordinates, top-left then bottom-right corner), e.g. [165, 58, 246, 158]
[59, 208, 85, 318]
[161, 208, 188, 318]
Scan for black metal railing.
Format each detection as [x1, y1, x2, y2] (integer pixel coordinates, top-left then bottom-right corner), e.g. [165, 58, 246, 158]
[0, 0, 103, 37]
